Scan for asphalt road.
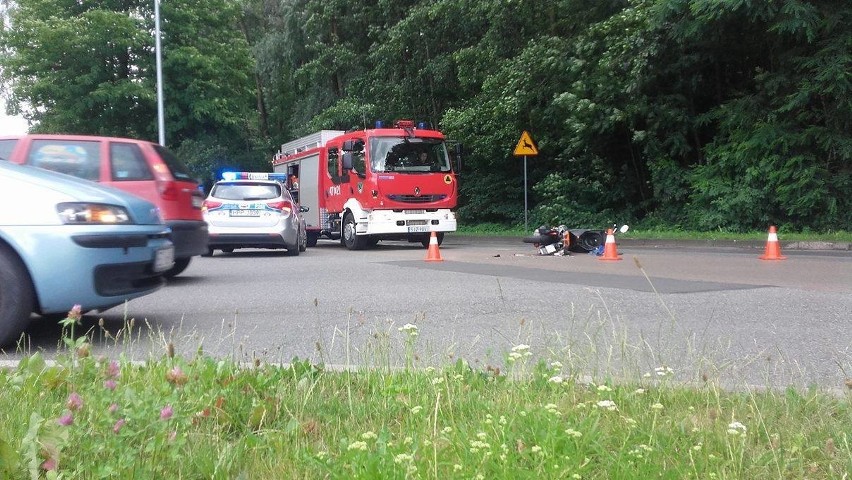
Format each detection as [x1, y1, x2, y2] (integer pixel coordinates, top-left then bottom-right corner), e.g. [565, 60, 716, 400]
[8, 235, 852, 394]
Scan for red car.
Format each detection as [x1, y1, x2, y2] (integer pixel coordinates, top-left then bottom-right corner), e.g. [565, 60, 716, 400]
[0, 134, 208, 277]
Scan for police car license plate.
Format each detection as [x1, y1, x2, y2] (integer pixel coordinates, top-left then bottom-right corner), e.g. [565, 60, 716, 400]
[407, 226, 429, 233]
[230, 210, 259, 217]
[153, 246, 175, 273]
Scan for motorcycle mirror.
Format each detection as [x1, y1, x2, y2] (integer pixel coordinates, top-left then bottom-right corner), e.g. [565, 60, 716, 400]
[619, 225, 629, 234]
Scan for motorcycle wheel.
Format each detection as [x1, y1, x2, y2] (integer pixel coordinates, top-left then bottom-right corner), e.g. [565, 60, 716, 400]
[522, 234, 558, 245]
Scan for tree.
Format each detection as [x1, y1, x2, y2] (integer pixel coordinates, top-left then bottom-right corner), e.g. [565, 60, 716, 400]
[1, 0, 156, 137]
[677, 0, 852, 230]
[1, 0, 262, 182]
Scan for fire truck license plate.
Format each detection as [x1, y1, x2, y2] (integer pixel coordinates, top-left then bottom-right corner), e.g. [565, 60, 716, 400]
[230, 210, 260, 217]
[153, 246, 175, 273]
[407, 226, 429, 233]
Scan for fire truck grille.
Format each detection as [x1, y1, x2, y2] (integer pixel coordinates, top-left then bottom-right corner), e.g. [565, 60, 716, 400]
[387, 194, 447, 203]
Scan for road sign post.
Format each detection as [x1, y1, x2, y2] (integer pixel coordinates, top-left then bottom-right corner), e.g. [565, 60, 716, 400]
[513, 131, 538, 231]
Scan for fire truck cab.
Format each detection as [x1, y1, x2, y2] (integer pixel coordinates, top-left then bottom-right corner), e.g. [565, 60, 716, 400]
[272, 120, 458, 250]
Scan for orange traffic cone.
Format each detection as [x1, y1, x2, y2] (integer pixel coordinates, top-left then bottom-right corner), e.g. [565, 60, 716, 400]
[425, 231, 443, 262]
[759, 225, 786, 260]
[599, 228, 622, 261]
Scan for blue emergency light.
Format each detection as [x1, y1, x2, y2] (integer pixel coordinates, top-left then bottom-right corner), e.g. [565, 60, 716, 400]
[220, 171, 290, 182]
[375, 120, 385, 128]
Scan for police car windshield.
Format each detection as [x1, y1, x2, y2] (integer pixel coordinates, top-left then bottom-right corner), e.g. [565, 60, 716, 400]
[370, 138, 451, 174]
[212, 182, 280, 201]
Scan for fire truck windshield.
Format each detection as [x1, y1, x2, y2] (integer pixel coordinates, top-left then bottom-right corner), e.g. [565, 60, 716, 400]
[370, 137, 451, 174]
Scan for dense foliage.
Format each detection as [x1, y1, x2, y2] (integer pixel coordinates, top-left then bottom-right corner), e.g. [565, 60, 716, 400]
[2, 0, 849, 231]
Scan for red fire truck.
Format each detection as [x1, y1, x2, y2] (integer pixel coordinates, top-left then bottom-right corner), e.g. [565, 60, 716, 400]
[271, 120, 459, 250]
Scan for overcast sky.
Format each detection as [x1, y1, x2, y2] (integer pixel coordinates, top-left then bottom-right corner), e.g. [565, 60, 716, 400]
[0, 98, 29, 134]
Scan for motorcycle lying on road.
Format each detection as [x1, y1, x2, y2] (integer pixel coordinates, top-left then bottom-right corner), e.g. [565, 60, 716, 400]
[522, 224, 629, 256]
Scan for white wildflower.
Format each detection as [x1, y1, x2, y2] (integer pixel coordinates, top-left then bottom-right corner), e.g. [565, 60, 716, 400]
[398, 323, 419, 336]
[727, 421, 747, 436]
[347, 440, 368, 451]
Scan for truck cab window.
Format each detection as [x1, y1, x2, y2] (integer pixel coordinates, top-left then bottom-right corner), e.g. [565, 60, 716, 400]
[352, 139, 366, 177]
[370, 138, 451, 174]
[328, 148, 348, 184]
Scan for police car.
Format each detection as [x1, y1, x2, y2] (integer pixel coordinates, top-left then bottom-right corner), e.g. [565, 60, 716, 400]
[202, 172, 308, 256]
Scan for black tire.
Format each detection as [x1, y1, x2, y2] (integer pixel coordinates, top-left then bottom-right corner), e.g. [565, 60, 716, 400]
[201, 248, 214, 257]
[284, 228, 302, 256]
[298, 226, 308, 252]
[342, 212, 367, 250]
[162, 257, 191, 278]
[522, 234, 557, 245]
[0, 246, 34, 347]
[420, 232, 444, 248]
[306, 232, 319, 248]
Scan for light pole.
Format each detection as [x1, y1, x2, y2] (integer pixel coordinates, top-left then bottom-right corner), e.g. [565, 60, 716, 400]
[154, 0, 165, 146]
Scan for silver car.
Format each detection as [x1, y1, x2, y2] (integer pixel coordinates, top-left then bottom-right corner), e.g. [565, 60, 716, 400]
[202, 175, 308, 256]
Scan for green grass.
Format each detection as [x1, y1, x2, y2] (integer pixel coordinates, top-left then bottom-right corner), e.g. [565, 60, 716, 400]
[457, 224, 852, 243]
[1, 319, 850, 479]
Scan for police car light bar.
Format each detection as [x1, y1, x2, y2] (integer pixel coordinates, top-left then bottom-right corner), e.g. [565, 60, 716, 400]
[220, 171, 290, 182]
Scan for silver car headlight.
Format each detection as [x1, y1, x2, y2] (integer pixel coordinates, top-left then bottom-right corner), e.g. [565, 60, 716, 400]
[56, 203, 132, 224]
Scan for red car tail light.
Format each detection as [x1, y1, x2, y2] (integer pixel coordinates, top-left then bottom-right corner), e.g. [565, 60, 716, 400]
[157, 180, 179, 201]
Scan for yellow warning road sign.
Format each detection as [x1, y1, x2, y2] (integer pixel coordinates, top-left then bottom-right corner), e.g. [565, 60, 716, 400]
[513, 131, 538, 156]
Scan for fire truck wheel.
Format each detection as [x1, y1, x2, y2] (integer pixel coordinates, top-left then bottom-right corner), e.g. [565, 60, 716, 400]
[306, 232, 319, 248]
[420, 232, 445, 248]
[342, 212, 367, 250]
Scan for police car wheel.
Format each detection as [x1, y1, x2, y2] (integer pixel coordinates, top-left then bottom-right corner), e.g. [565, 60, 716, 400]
[298, 227, 308, 252]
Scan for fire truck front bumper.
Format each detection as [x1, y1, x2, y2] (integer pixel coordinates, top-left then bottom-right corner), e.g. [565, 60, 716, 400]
[361, 209, 457, 236]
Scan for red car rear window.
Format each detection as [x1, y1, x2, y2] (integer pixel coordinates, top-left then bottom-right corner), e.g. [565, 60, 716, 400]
[153, 144, 195, 182]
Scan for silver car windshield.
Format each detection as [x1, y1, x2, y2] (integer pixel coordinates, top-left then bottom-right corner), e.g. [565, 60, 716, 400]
[212, 182, 281, 201]
[370, 138, 451, 174]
